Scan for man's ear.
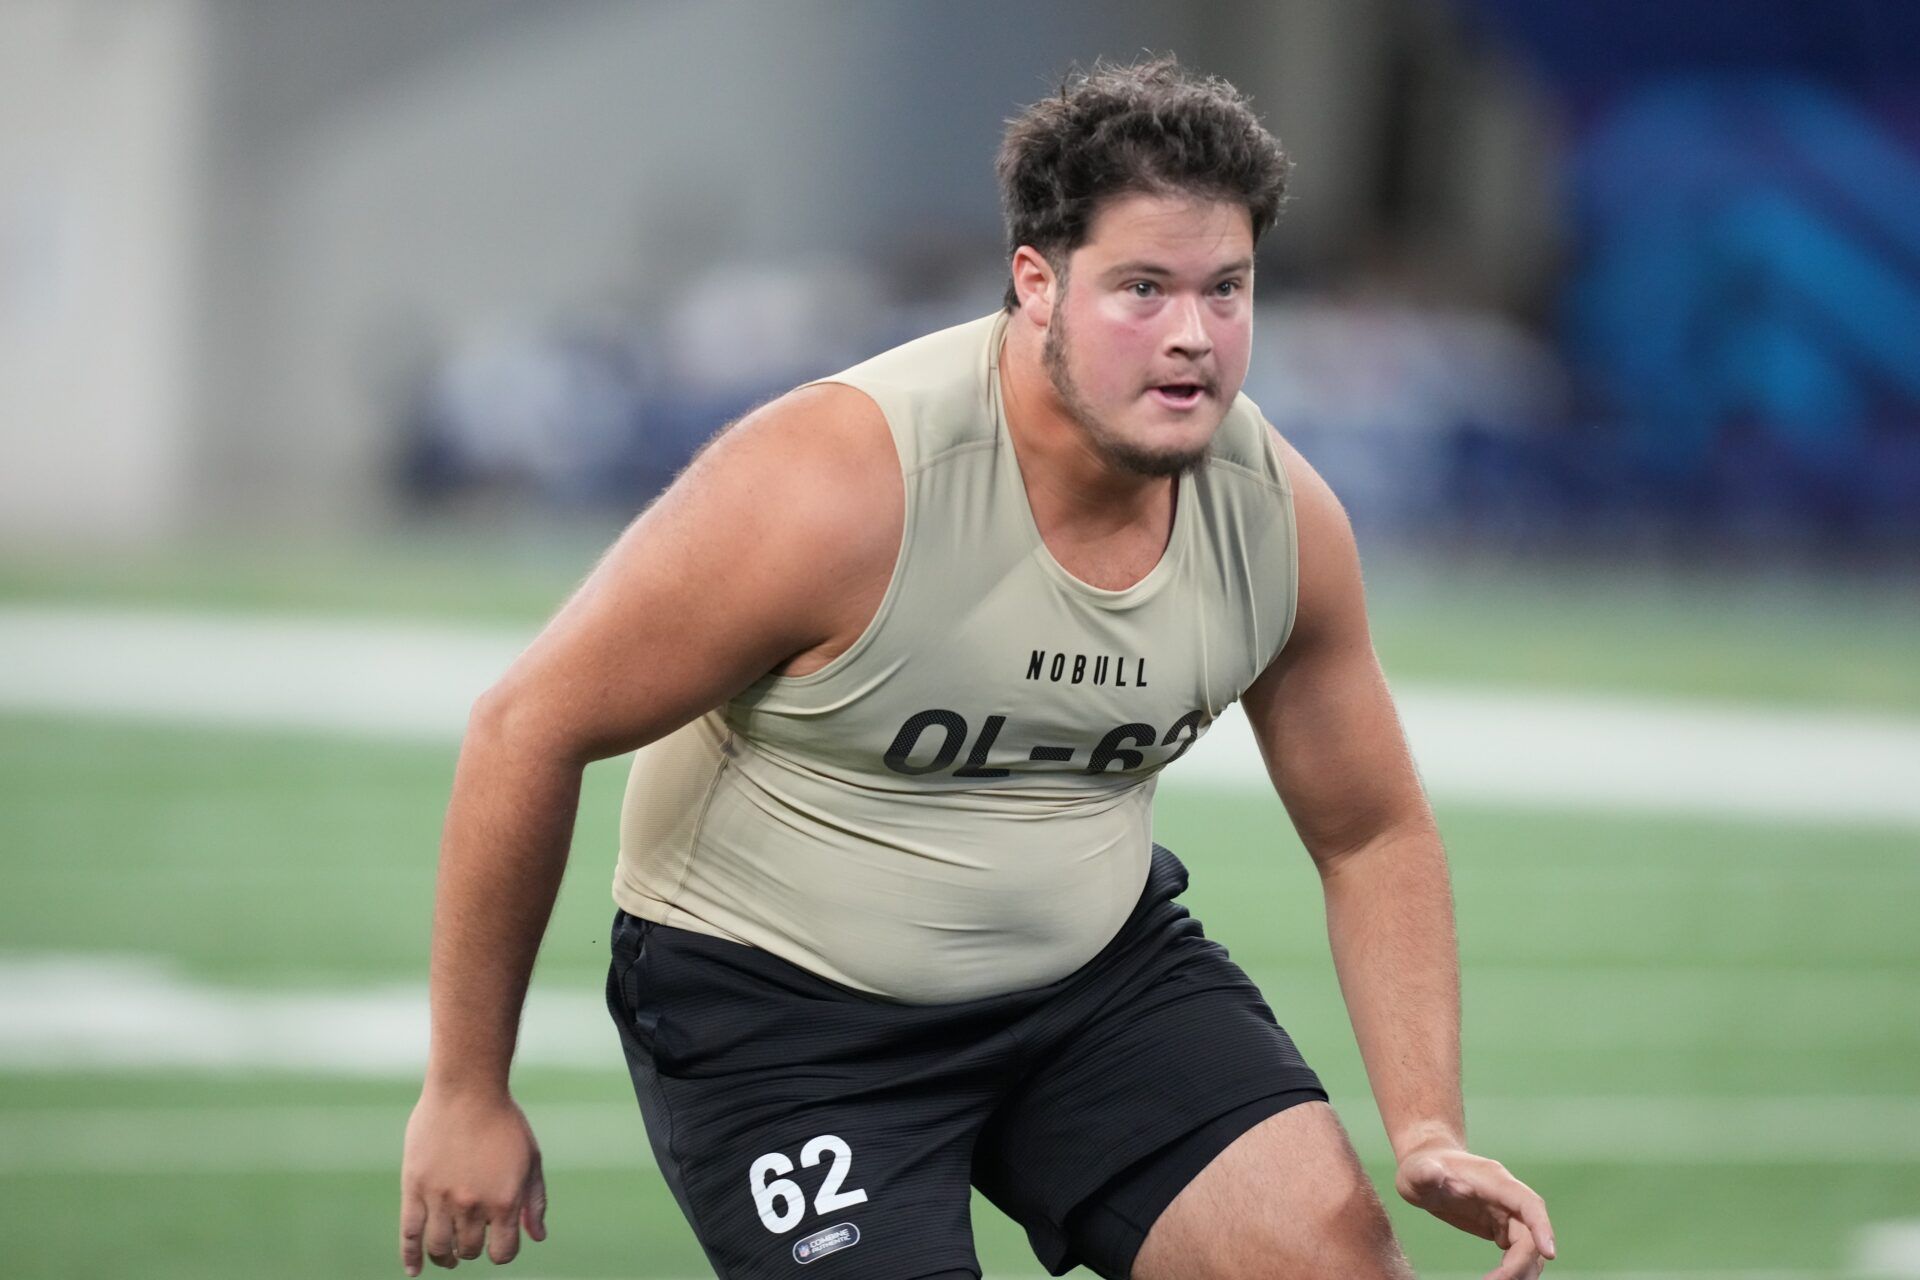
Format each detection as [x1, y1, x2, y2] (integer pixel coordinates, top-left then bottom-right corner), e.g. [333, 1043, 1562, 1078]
[1009, 246, 1060, 324]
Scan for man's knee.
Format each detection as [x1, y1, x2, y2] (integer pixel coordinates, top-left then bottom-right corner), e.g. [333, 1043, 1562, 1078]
[1244, 1142, 1408, 1278]
[1132, 1102, 1413, 1279]
[1297, 1166, 1413, 1279]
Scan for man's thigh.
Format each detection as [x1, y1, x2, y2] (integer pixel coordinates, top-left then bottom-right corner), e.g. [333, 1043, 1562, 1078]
[971, 850, 1331, 1278]
[1130, 1101, 1413, 1280]
[622, 1048, 985, 1279]
[606, 912, 1000, 1279]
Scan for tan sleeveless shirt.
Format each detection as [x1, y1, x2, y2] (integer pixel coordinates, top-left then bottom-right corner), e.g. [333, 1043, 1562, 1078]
[612, 311, 1298, 1003]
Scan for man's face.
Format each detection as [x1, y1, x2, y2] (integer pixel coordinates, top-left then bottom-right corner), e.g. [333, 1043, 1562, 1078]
[1040, 192, 1255, 476]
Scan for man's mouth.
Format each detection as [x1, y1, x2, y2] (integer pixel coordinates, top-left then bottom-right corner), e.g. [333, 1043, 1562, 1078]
[1148, 383, 1208, 409]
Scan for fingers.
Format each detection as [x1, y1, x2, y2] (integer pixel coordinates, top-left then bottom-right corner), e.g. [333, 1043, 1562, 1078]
[400, 1153, 544, 1272]
[1482, 1218, 1545, 1280]
[400, 1191, 426, 1277]
[454, 1198, 489, 1261]
[401, 1093, 546, 1273]
[422, 1196, 456, 1270]
[487, 1201, 522, 1266]
[1490, 1173, 1556, 1260]
[523, 1158, 549, 1242]
[408, 1189, 541, 1272]
[1460, 1157, 1556, 1263]
[1515, 1188, 1557, 1259]
[483, 1151, 548, 1264]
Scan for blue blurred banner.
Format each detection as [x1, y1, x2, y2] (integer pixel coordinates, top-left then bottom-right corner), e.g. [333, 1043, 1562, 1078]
[1468, 0, 1920, 85]
[1463, 0, 1920, 544]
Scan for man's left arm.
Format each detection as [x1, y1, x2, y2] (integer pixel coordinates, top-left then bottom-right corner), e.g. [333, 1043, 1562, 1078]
[1239, 432, 1557, 1274]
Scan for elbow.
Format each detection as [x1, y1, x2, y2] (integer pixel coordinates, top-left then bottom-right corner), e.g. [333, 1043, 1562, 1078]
[1309, 810, 1441, 883]
[1308, 835, 1376, 883]
[1313, 821, 1443, 890]
[466, 684, 517, 741]
[465, 683, 586, 767]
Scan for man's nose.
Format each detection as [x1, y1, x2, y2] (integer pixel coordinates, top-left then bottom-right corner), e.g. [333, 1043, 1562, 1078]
[1165, 296, 1212, 359]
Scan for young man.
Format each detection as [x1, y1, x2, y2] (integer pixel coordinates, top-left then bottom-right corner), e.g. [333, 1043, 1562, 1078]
[401, 58, 1556, 1280]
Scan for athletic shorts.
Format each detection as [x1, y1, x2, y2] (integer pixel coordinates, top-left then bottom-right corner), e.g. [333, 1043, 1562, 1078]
[604, 844, 1327, 1279]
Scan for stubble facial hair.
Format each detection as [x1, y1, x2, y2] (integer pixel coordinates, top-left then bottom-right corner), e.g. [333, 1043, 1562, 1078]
[1040, 286, 1211, 480]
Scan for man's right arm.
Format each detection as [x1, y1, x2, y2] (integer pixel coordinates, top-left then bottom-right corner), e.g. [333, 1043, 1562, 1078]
[399, 383, 899, 1275]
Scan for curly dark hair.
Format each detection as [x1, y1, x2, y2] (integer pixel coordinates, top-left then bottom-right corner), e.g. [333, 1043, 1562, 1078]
[996, 56, 1290, 310]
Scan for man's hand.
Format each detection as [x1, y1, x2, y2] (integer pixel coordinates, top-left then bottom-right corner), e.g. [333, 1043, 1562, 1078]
[1396, 1145, 1556, 1280]
[400, 1088, 548, 1274]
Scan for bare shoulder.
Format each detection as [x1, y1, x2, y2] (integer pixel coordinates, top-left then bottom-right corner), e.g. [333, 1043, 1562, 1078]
[476, 381, 902, 761]
[690, 381, 897, 499]
[604, 378, 904, 671]
[673, 381, 902, 582]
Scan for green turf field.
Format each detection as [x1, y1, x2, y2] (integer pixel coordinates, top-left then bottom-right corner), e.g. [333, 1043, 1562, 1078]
[2, 542, 1916, 1278]
[4, 534, 1918, 711]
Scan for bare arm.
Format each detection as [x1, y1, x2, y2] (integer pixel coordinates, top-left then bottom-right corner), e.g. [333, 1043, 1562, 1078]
[400, 384, 900, 1274]
[424, 383, 896, 1095]
[1240, 436, 1459, 1161]
[1240, 433, 1555, 1276]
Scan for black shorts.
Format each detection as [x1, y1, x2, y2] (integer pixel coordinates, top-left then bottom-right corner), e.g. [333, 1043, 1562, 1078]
[604, 845, 1327, 1279]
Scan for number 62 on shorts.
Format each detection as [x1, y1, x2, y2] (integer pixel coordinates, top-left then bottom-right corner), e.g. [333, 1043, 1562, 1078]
[747, 1135, 869, 1233]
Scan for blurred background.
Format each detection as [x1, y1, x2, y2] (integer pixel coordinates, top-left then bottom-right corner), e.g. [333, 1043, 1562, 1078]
[2, 1, 1916, 1277]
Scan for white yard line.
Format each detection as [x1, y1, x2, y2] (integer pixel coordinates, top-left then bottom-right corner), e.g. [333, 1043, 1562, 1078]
[4, 956, 1912, 1079]
[1184, 685, 1920, 828]
[1856, 1221, 1920, 1278]
[0, 605, 516, 740]
[0, 1102, 646, 1174]
[4, 604, 1920, 825]
[4, 1094, 1919, 1174]
[2, 955, 1915, 1169]
[0, 954, 610, 1076]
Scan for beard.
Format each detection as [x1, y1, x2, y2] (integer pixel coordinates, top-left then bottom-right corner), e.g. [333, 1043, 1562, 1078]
[1041, 302, 1213, 479]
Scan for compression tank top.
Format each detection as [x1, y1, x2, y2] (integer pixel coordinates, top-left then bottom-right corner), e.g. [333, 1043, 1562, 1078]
[611, 310, 1298, 1003]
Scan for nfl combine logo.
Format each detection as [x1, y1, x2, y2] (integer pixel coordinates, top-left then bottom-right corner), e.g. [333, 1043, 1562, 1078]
[793, 1223, 860, 1264]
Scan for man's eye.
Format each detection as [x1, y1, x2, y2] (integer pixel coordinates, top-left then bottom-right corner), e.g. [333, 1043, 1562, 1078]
[1215, 280, 1242, 296]
[1128, 281, 1158, 298]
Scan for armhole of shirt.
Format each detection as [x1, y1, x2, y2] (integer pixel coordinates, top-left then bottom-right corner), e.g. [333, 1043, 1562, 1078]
[743, 376, 916, 692]
[1262, 418, 1302, 666]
